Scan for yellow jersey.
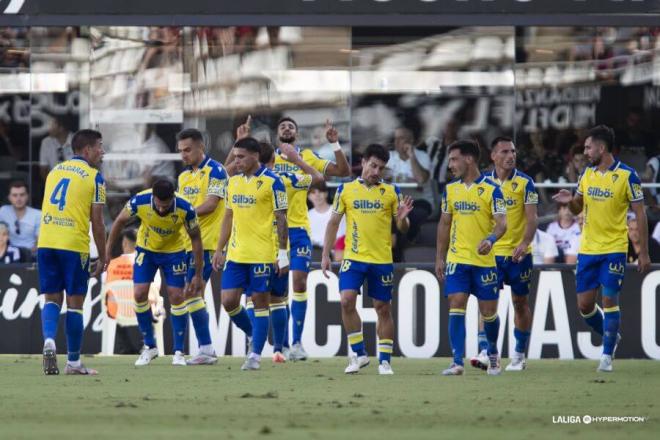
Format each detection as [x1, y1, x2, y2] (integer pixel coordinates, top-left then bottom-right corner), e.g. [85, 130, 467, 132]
[38, 156, 106, 253]
[178, 156, 228, 251]
[126, 190, 199, 253]
[576, 160, 643, 255]
[442, 175, 506, 267]
[487, 169, 538, 256]
[332, 178, 401, 264]
[226, 166, 288, 263]
[273, 148, 329, 231]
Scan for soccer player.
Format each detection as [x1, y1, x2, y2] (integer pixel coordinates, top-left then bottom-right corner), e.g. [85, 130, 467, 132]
[552, 125, 649, 372]
[177, 128, 228, 365]
[469, 137, 537, 372]
[39, 129, 107, 375]
[321, 143, 413, 375]
[105, 179, 204, 366]
[274, 117, 350, 360]
[260, 141, 324, 362]
[435, 140, 507, 376]
[211, 137, 289, 371]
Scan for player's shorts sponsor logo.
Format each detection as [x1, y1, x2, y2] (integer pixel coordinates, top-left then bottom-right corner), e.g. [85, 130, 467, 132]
[353, 200, 383, 210]
[42, 213, 74, 228]
[253, 264, 271, 277]
[172, 262, 187, 275]
[520, 268, 533, 282]
[480, 271, 497, 285]
[232, 194, 257, 205]
[295, 246, 311, 257]
[380, 273, 394, 286]
[587, 187, 614, 199]
[454, 201, 479, 212]
[608, 262, 625, 275]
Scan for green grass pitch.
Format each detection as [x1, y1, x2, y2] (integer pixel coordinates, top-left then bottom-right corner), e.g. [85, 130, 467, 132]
[0, 356, 658, 439]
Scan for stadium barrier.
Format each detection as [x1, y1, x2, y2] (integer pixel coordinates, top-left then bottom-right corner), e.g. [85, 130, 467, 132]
[1, 264, 659, 359]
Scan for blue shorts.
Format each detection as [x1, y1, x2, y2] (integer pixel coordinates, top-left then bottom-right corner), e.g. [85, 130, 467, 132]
[576, 253, 626, 295]
[289, 227, 312, 273]
[37, 248, 90, 295]
[134, 247, 187, 289]
[221, 261, 273, 294]
[186, 250, 213, 283]
[495, 254, 533, 296]
[444, 262, 499, 301]
[338, 259, 394, 302]
[271, 271, 288, 297]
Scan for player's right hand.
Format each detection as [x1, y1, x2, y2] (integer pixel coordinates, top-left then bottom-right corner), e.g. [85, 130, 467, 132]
[321, 254, 331, 279]
[92, 258, 106, 278]
[552, 189, 573, 204]
[212, 251, 225, 272]
[279, 142, 300, 162]
[435, 259, 446, 282]
[236, 115, 251, 140]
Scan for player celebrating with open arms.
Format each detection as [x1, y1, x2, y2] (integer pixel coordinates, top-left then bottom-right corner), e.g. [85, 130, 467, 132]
[322, 143, 413, 375]
[553, 125, 649, 372]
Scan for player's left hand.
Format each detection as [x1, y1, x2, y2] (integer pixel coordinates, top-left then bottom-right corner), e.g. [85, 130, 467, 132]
[638, 252, 651, 273]
[92, 258, 106, 278]
[477, 239, 492, 255]
[212, 251, 225, 272]
[187, 274, 204, 297]
[325, 119, 338, 143]
[236, 115, 251, 140]
[512, 242, 529, 263]
[397, 196, 414, 221]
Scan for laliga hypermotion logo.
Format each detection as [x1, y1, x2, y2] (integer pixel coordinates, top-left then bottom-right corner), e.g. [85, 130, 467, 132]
[2, 1, 24, 14]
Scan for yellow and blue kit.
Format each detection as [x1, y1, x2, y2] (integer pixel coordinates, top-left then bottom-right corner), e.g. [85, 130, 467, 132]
[178, 155, 228, 282]
[273, 147, 329, 273]
[488, 169, 538, 296]
[37, 156, 106, 295]
[575, 160, 643, 293]
[332, 178, 401, 301]
[126, 190, 198, 289]
[442, 174, 506, 300]
[222, 165, 288, 294]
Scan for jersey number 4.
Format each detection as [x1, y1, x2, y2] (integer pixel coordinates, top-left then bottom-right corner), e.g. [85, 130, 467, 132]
[50, 178, 71, 211]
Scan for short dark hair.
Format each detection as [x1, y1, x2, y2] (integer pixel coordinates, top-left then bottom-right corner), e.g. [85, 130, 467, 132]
[176, 128, 204, 143]
[234, 137, 261, 154]
[570, 143, 585, 157]
[363, 143, 390, 163]
[152, 179, 175, 200]
[490, 136, 514, 150]
[259, 142, 275, 164]
[71, 129, 102, 153]
[310, 181, 328, 193]
[50, 113, 76, 133]
[8, 180, 28, 193]
[448, 139, 480, 161]
[122, 229, 137, 243]
[277, 116, 298, 130]
[588, 125, 615, 152]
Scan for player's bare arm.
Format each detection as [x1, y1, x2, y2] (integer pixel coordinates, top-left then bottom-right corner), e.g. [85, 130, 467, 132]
[90, 203, 107, 276]
[279, 142, 324, 186]
[435, 212, 452, 281]
[212, 208, 233, 271]
[105, 207, 131, 268]
[322, 212, 343, 278]
[631, 200, 651, 273]
[395, 195, 414, 234]
[323, 119, 350, 177]
[478, 213, 507, 256]
[552, 189, 584, 216]
[512, 203, 538, 263]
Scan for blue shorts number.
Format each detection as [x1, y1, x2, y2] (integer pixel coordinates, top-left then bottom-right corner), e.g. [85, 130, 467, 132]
[50, 178, 71, 211]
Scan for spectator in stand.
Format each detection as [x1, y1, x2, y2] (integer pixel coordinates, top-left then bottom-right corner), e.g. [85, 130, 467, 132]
[630, 215, 660, 263]
[565, 143, 589, 184]
[423, 118, 458, 195]
[564, 213, 585, 264]
[616, 107, 656, 173]
[307, 182, 345, 261]
[39, 113, 75, 181]
[546, 203, 581, 261]
[387, 127, 433, 242]
[0, 180, 41, 256]
[531, 228, 559, 264]
[0, 221, 24, 264]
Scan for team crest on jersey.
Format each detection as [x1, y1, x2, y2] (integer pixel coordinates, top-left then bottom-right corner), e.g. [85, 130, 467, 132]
[512, 182, 518, 191]
[256, 180, 263, 190]
[171, 215, 179, 224]
[380, 188, 385, 196]
[478, 188, 485, 196]
[612, 174, 619, 182]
